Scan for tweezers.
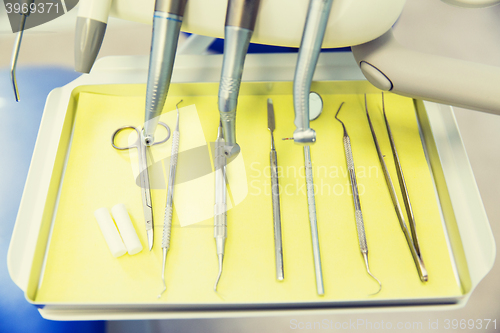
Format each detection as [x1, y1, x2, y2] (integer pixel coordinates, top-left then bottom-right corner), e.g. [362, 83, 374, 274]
[364, 94, 428, 282]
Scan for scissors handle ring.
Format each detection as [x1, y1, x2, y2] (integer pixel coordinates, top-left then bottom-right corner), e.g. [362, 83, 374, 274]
[149, 122, 171, 146]
[111, 125, 140, 150]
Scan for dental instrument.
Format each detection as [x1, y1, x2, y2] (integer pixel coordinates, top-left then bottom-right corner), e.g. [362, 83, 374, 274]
[214, 121, 227, 291]
[218, 0, 261, 157]
[111, 122, 171, 251]
[292, 0, 333, 144]
[335, 102, 382, 295]
[158, 100, 182, 298]
[10, 0, 34, 101]
[142, 0, 187, 146]
[267, 98, 284, 281]
[304, 144, 324, 295]
[283, 92, 325, 295]
[364, 94, 428, 282]
[74, 0, 113, 73]
[381, 93, 424, 268]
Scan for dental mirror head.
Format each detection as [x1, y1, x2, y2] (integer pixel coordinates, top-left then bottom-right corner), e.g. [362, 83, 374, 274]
[284, 92, 323, 143]
[309, 92, 323, 121]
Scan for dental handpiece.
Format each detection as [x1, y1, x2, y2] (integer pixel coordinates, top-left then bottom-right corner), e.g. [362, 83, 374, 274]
[143, 0, 188, 146]
[218, 0, 261, 157]
[292, 0, 333, 144]
[214, 121, 227, 291]
[158, 100, 182, 298]
[335, 102, 382, 295]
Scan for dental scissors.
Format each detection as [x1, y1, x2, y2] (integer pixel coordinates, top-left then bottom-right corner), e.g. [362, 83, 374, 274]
[111, 122, 171, 251]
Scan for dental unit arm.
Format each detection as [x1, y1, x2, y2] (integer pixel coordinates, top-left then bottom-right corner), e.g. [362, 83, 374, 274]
[351, 28, 500, 116]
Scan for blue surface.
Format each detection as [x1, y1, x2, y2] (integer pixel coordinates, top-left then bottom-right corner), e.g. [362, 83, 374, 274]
[0, 67, 105, 332]
[180, 32, 351, 54]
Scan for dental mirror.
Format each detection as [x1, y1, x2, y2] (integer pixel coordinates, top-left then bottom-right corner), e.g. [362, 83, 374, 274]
[309, 91, 323, 121]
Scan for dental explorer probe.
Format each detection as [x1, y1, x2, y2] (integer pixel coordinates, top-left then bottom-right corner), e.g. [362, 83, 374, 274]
[364, 95, 428, 282]
[267, 99, 284, 281]
[292, 0, 333, 144]
[214, 121, 227, 291]
[218, 0, 261, 157]
[335, 102, 382, 295]
[143, 0, 188, 146]
[10, 0, 34, 101]
[158, 100, 182, 298]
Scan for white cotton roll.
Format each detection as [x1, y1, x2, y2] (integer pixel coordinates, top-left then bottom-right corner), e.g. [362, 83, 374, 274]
[111, 204, 143, 255]
[93, 207, 127, 258]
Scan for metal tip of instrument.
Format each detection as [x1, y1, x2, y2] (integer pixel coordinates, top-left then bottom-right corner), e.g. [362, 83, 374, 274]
[157, 248, 168, 298]
[11, 69, 19, 102]
[282, 137, 293, 141]
[175, 99, 183, 130]
[363, 253, 382, 296]
[267, 98, 275, 132]
[214, 254, 223, 291]
[157, 280, 166, 299]
[267, 98, 276, 151]
[418, 258, 429, 282]
[217, 120, 224, 139]
[421, 270, 429, 282]
[334, 102, 347, 133]
[277, 269, 284, 281]
[11, 15, 27, 102]
[334, 102, 345, 121]
[147, 230, 154, 251]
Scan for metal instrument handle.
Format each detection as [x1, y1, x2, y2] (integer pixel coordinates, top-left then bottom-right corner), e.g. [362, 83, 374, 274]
[150, 122, 171, 146]
[214, 136, 227, 250]
[112, 122, 170, 150]
[304, 146, 324, 295]
[162, 129, 179, 249]
[304, 146, 317, 226]
[343, 135, 368, 253]
[166, 130, 179, 206]
[381, 103, 421, 257]
[162, 205, 173, 248]
[270, 149, 284, 280]
[111, 126, 140, 150]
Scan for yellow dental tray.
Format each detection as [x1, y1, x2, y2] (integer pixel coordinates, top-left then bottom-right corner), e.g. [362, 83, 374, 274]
[9, 54, 493, 320]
